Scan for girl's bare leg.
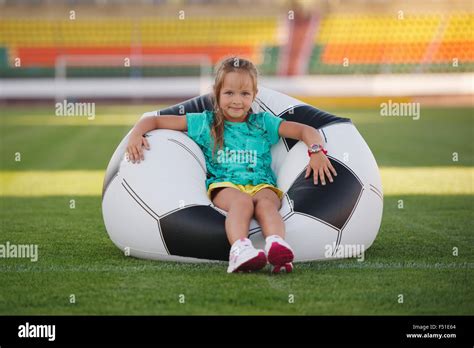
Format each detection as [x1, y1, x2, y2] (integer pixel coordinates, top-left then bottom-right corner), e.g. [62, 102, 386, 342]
[212, 187, 254, 245]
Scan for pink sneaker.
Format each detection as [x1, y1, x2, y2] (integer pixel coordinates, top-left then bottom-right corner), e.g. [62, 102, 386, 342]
[265, 236, 294, 274]
[227, 238, 267, 273]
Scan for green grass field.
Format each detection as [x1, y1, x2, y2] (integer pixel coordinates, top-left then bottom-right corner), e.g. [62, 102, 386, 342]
[0, 104, 472, 315]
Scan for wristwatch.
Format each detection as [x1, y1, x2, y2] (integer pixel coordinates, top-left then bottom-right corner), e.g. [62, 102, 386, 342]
[308, 143, 327, 157]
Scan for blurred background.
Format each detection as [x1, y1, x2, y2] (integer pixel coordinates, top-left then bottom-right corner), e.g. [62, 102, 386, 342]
[0, 0, 472, 106]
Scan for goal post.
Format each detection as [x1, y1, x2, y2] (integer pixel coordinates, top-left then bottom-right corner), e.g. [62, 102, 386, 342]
[54, 54, 213, 102]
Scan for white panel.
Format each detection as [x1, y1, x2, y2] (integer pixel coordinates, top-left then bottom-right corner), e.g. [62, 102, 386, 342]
[338, 190, 383, 253]
[254, 85, 305, 115]
[102, 175, 168, 256]
[322, 123, 383, 195]
[284, 214, 339, 262]
[119, 129, 211, 216]
[276, 141, 309, 193]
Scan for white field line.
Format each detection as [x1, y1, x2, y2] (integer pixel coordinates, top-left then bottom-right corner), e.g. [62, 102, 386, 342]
[0, 262, 472, 273]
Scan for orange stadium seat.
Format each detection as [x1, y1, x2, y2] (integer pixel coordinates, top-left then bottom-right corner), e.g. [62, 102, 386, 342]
[0, 11, 472, 76]
[15, 46, 256, 67]
[311, 12, 473, 73]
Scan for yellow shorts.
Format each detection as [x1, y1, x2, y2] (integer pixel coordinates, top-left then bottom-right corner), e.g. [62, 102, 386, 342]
[208, 182, 284, 200]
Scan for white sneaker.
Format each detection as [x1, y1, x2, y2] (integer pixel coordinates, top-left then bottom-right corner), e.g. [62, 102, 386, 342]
[227, 238, 267, 273]
[265, 235, 295, 274]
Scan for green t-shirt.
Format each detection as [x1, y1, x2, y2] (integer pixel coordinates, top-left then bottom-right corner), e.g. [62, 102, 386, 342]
[186, 110, 284, 189]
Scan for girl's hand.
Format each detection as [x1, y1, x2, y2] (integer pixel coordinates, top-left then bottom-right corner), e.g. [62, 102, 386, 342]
[305, 152, 337, 185]
[126, 133, 150, 164]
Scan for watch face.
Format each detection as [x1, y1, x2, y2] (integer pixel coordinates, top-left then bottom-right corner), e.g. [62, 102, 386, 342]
[311, 144, 320, 152]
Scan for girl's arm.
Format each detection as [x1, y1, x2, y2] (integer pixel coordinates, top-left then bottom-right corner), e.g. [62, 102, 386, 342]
[279, 121, 337, 185]
[127, 115, 187, 163]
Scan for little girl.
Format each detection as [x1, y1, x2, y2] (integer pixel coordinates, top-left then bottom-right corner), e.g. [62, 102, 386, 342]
[126, 57, 337, 274]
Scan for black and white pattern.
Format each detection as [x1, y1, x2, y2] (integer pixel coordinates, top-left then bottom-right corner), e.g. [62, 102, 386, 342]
[102, 87, 383, 262]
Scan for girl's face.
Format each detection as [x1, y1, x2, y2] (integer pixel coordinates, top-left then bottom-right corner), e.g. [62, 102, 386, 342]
[219, 71, 257, 122]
